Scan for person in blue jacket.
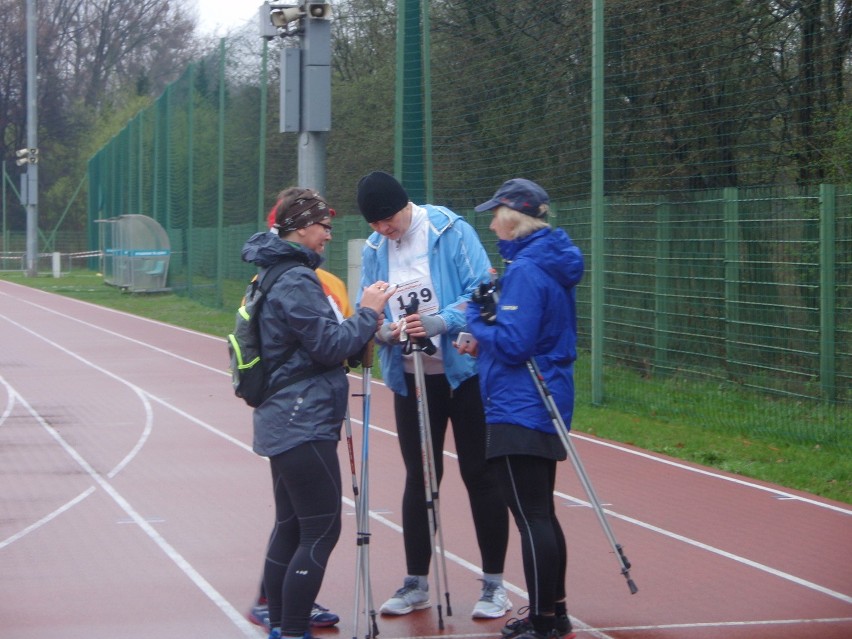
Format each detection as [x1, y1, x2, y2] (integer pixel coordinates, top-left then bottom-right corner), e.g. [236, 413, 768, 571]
[356, 171, 511, 620]
[461, 178, 584, 639]
[241, 186, 394, 639]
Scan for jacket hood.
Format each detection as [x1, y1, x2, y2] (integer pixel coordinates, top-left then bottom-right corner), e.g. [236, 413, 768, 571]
[498, 227, 584, 289]
[365, 204, 458, 250]
[241, 231, 323, 270]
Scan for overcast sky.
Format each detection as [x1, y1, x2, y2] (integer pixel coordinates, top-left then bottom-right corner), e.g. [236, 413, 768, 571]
[194, 1, 264, 36]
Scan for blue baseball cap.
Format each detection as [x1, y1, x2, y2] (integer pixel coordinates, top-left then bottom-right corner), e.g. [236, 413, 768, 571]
[474, 178, 550, 218]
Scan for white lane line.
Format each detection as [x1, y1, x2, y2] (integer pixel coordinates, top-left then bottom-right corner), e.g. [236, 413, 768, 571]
[6, 283, 850, 513]
[7, 382, 259, 639]
[592, 617, 852, 631]
[0, 313, 154, 480]
[571, 433, 852, 515]
[552, 487, 852, 605]
[1, 282, 221, 341]
[0, 483, 96, 550]
[5, 296, 225, 375]
[7, 288, 850, 621]
[13, 288, 849, 516]
[346, 416, 852, 606]
[0, 376, 100, 551]
[0, 314, 258, 637]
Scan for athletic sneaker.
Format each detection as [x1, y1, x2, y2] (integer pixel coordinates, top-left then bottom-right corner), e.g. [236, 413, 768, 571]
[269, 632, 317, 639]
[512, 630, 567, 639]
[309, 602, 340, 627]
[379, 576, 431, 615]
[248, 603, 270, 631]
[471, 580, 512, 618]
[502, 608, 574, 639]
[247, 602, 340, 631]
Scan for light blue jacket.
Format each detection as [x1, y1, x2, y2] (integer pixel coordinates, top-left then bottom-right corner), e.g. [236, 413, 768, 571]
[359, 204, 492, 396]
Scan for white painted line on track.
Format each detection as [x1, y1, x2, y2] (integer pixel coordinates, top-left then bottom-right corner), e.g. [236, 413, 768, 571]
[8, 283, 851, 515]
[381, 616, 852, 638]
[559, 497, 852, 604]
[0, 281, 222, 341]
[591, 616, 852, 632]
[0, 479, 96, 550]
[4, 378, 260, 639]
[6, 287, 850, 631]
[0, 313, 260, 637]
[5, 295, 226, 375]
[348, 415, 852, 606]
[572, 432, 852, 515]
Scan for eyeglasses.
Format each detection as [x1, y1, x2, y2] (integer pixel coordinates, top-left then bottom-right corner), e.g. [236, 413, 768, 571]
[314, 221, 333, 234]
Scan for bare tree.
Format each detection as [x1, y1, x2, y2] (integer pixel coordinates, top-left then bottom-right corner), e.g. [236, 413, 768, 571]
[0, 0, 202, 233]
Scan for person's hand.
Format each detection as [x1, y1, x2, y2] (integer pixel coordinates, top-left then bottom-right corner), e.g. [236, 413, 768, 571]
[402, 312, 446, 339]
[361, 281, 396, 315]
[452, 334, 478, 357]
[376, 318, 401, 344]
[401, 312, 426, 340]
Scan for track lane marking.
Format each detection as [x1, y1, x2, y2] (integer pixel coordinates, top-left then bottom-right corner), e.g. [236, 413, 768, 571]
[6, 284, 850, 630]
[4, 379, 260, 639]
[0, 313, 259, 637]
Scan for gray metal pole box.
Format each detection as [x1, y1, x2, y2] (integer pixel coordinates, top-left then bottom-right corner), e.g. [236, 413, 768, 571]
[279, 48, 301, 133]
[302, 65, 331, 132]
[302, 16, 331, 66]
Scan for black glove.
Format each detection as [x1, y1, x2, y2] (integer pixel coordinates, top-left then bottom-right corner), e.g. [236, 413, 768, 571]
[479, 299, 497, 325]
[472, 281, 498, 325]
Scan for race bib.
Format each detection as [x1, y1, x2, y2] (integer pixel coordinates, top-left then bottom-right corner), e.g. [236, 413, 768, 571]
[389, 276, 439, 320]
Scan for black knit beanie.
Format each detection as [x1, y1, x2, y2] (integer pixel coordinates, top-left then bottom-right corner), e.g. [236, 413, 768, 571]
[356, 171, 409, 223]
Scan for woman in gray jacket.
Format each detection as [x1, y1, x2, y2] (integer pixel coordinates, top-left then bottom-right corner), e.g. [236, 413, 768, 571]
[241, 187, 393, 639]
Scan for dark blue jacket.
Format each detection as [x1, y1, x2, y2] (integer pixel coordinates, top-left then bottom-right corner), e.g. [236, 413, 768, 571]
[466, 227, 584, 433]
[241, 231, 378, 457]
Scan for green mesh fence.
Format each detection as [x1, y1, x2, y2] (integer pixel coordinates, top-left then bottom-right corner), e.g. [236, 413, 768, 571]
[86, 3, 850, 446]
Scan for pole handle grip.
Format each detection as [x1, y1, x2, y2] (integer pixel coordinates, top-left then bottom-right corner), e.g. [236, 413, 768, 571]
[362, 339, 375, 369]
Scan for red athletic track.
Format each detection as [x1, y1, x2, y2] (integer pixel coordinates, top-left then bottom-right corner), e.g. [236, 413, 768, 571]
[1, 279, 850, 639]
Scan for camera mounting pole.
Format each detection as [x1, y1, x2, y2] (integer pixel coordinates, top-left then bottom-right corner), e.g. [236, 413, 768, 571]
[23, 0, 38, 277]
[262, 2, 332, 194]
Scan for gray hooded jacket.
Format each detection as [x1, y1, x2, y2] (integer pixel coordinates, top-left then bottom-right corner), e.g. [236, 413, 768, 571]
[241, 231, 378, 457]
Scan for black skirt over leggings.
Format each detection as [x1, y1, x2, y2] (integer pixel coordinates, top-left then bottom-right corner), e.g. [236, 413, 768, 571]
[393, 373, 509, 576]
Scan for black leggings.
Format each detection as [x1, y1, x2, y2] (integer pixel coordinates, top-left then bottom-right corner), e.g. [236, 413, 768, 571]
[264, 440, 342, 635]
[492, 455, 566, 615]
[394, 373, 508, 576]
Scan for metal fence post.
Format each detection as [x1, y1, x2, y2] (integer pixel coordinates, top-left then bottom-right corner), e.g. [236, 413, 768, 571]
[819, 184, 837, 401]
[723, 187, 740, 378]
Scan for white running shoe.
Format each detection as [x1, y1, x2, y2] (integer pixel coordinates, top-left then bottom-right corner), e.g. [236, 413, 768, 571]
[472, 580, 512, 619]
[379, 577, 431, 615]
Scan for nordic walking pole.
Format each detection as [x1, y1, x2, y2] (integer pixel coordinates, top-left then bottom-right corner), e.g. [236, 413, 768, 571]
[345, 400, 366, 639]
[343, 406, 360, 512]
[343, 405, 366, 638]
[402, 299, 452, 628]
[525, 357, 638, 595]
[351, 340, 379, 639]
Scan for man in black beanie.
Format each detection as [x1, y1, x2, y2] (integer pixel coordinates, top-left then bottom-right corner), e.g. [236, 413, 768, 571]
[355, 171, 512, 620]
[357, 171, 410, 224]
